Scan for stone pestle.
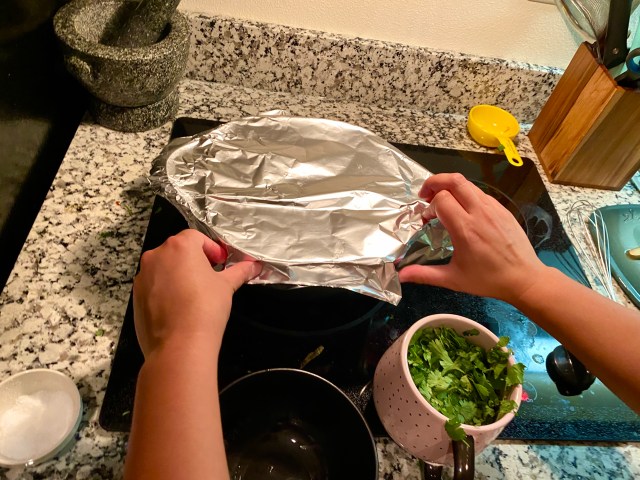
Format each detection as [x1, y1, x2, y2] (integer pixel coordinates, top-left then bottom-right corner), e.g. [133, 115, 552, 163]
[100, 0, 182, 47]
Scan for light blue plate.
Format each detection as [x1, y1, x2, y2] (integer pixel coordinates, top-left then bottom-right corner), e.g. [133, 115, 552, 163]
[589, 205, 640, 308]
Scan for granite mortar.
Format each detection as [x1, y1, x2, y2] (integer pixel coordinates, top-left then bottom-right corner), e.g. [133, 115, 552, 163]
[53, 0, 190, 131]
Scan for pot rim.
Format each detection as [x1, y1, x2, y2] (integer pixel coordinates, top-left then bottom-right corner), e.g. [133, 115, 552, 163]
[237, 298, 385, 337]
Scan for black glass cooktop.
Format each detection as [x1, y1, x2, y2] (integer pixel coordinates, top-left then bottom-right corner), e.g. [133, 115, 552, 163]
[100, 117, 640, 442]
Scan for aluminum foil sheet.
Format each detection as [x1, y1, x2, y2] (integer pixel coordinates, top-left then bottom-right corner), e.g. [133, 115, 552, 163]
[149, 114, 451, 304]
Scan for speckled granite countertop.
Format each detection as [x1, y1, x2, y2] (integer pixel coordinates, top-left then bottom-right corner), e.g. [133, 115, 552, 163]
[1, 12, 640, 480]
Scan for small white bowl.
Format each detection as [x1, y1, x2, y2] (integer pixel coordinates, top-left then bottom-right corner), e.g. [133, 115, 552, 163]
[0, 369, 83, 467]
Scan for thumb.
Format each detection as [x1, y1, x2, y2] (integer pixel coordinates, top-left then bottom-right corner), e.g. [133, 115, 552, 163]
[220, 261, 263, 291]
[398, 264, 453, 289]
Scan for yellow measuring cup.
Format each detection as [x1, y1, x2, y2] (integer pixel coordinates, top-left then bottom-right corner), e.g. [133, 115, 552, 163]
[467, 105, 523, 167]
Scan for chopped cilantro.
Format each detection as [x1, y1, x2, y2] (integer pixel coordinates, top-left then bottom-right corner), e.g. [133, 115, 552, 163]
[122, 203, 134, 216]
[408, 326, 525, 442]
[300, 345, 325, 369]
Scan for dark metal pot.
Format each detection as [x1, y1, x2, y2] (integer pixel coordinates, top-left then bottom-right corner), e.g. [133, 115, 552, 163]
[221, 285, 385, 384]
[220, 368, 378, 480]
[231, 284, 384, 335]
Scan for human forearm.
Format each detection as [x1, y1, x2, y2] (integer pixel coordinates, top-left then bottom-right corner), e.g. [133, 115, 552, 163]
[399, 175, 640, 413]
[509, 266, 640, 413]
[126, 230, 261, 478]
[124, 338, 229, 480]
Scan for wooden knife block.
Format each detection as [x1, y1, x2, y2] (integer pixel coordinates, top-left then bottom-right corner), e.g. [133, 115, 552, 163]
[529, 43, 640, 190]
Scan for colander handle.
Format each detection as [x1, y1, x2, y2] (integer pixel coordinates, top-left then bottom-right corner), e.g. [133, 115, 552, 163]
[421, 434, 475, 480]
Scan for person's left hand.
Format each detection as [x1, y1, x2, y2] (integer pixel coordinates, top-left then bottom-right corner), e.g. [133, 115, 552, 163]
[132, 229, 262, 358]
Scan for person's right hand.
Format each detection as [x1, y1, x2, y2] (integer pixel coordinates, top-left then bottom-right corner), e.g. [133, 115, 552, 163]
[399, 173, 549, 304]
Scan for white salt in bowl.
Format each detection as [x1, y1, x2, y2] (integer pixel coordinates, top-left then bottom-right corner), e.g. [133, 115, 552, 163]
[0, 369, 83, 467]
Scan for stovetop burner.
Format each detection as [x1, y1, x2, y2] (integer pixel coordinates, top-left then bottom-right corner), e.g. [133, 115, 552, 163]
[100, 117, 640, 442]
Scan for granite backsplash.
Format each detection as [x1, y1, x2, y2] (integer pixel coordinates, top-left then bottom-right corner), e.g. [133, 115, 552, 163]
[185, 13, 563, 124]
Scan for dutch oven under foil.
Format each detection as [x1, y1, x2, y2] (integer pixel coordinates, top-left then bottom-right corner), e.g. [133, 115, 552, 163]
[149, 114, 449, 305]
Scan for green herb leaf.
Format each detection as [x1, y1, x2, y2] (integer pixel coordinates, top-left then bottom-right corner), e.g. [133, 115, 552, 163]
[498, 399, 519, 418]
[506, 362, 525, 387]
[427, 370, 452, 392]
[444, 419, 467, 443]
[407, 326, 526, 442]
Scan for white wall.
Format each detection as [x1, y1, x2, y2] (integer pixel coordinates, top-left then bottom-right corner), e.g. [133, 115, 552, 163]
[179, 0, 584, 68]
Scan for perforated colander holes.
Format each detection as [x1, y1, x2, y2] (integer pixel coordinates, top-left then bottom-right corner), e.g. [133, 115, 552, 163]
[411, 432, 422, 451]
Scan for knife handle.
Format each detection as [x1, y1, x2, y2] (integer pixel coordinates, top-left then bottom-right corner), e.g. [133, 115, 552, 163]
[602, 0, 633, 69]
